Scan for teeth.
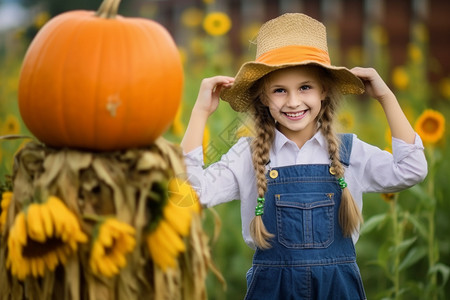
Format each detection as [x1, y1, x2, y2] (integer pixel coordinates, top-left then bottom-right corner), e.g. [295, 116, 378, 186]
[285, 111, 305, 117]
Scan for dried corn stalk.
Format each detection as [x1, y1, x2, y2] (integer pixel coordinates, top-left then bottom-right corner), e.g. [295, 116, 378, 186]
[0, 138, 221, 300]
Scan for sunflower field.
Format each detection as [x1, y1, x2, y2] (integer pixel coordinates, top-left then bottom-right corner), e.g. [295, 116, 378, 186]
[1, 1, 450, 299]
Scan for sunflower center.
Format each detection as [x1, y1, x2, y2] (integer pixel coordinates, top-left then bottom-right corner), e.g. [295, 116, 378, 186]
[213, 20, 222, 28]
[22, 237, 65, 258]
[104, 240, 117, 256]
[422, 117, 439, 133]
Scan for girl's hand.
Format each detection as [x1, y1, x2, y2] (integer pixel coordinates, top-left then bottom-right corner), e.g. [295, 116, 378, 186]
[351, 67, 416, 144]
[193, 76, 235, 117]
[350, 67, 394, 104]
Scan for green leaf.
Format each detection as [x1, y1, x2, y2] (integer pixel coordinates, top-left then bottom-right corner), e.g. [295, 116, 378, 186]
[408, 185, 428, 201]
[360, 213, 387, 235]
[428, 263, 450, 286]
[377, 242, 392, 274]
[390, 237, 417, 255]
[398, 247, 427, 271]
[404, 214, 428, 238]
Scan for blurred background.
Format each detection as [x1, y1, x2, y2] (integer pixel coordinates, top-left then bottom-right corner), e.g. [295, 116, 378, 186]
[1, 0, 449, 299]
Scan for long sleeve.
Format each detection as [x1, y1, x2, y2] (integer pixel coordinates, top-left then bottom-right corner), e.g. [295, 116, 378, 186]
[183, 137, 254, 207]
[348, 133, 428, 193]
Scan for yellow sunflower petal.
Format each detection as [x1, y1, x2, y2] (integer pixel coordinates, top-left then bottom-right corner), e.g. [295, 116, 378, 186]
[163, 202, 192, 236]
[44, 253, 59, 271]
[107, 219, 136, 235]
[1, 191, 13, 200]
[30, 259, 39, 277]
[36, 258, 45, 277]
[14, 212, 28, 245]
[1, 192, 13, 212]
[39, 204, 53, 237]
[98, 256, 118, 277]
[27, 204, 46, 242]
[110, 251, 127, 268]
[147, 233, 176, 270]
[98, 226, 113, 247]
[56, 247, 69, 264]
[47, 198, 66, 237]
[157, 220, 186, 254]
[123, 234, 136, 252]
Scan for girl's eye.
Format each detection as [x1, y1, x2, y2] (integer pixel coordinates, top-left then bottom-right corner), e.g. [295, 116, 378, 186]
[273, 88, 286, 94]
[300, 85, 311, 91]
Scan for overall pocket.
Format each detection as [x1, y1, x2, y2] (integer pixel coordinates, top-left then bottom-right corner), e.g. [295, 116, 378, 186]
[275, 192, 334, 249]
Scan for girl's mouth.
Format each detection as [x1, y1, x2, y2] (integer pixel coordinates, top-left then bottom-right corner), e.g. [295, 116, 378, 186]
[283, 110, 308, 120]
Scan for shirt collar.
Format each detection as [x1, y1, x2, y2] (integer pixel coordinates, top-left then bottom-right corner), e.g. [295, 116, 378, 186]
[273, 129, 327, 154]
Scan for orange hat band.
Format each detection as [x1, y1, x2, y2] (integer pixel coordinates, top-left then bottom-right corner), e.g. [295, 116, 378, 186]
[256, 45, 331, 66]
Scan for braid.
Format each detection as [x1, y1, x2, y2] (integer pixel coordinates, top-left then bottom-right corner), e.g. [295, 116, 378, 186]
[320, 96, 363, 237]
[249, 90, 275, 249]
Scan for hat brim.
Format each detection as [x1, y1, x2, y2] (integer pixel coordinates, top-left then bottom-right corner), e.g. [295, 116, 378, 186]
[220, 61, 365, 112]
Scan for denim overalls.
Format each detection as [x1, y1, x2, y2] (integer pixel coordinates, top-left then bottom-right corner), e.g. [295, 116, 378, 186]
[245, 134, 367, 300]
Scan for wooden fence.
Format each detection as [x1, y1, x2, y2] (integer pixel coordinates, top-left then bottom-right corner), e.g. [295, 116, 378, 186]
[138, 0, 449, 82]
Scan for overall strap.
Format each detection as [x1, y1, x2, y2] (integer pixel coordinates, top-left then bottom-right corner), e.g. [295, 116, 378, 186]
[338, 133, 353, 167]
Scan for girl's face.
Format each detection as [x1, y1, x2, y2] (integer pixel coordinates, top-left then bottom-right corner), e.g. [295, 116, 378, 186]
[263, 66, 326, 147]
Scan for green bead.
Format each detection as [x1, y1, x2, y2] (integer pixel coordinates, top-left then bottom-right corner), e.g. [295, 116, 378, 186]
[255, 197, 266, 216]
[255, 209, 264, 216]
[338, 177, 347, 189]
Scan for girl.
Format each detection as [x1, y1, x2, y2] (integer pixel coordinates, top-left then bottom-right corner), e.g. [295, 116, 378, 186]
[181, 13, 427, 299]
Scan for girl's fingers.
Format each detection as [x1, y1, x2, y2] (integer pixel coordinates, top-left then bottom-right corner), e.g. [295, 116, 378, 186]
[350, 67, 393, 101]
[203, 76, 235, 87]
[350, 67, 377, 80]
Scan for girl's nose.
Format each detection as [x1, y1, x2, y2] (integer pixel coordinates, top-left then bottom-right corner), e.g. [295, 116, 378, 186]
[286, 93, 302, 108]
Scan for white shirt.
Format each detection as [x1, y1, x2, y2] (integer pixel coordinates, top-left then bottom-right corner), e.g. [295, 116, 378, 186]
[184, 130, 427, 248]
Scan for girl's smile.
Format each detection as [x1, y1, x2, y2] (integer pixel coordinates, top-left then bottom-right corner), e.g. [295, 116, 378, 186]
[283, 109, 308, 120]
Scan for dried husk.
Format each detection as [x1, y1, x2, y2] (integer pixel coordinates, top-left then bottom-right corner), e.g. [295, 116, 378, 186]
[0, 137, 219, 300]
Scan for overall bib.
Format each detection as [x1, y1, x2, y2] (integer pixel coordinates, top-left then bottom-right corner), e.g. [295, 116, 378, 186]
[245, 134, 366, 300]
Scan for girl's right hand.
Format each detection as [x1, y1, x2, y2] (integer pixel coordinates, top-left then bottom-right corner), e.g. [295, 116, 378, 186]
[193, 76, 235, 117]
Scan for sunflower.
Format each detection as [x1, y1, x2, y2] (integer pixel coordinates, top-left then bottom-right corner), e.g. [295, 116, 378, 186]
[202, 125, 210, 160]
[236, 123, 254, 138]
[89, 218, 136, 277]
[381, 193, 396, 203]
[6, 196, 87, 280]
[178, 47, 187, 66]
[240, 22, 261, 46]
[1, 114, 21, 135]
[203, 12, 231, 36]
[392, 67, 409, 91]
[34, 11, 50, 29]
[370, 25, 388, 45]
[146, 178, 200, 270]
[337, 111, 355, 132]
[439, 77, 450, 100]
[385, 128, 392, 146]
[0, 191, 13, 233]
[181, 7, 204, 28]
[408, 44, 422, 63]
[414, 109, 445, 144]
[171, 103, 185, 137]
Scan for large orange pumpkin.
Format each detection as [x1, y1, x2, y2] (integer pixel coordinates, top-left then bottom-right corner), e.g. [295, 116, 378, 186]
[18, 0, 183, 151]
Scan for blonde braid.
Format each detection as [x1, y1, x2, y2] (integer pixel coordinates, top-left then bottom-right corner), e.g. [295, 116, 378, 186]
[249, 92, 275, 249]
[319, 97, 363, 237]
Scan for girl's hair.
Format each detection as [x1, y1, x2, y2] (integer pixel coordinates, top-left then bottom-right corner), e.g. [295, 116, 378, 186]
[248, 65, 363, 249]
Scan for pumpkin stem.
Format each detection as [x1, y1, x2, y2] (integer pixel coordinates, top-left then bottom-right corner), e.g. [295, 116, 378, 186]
[96, 0, 121, 19]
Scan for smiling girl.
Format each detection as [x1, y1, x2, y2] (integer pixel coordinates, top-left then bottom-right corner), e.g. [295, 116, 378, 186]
[181, 13, 427, 299]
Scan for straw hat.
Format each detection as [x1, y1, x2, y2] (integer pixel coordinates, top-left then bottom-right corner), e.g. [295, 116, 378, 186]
[220, 13, 365, 112]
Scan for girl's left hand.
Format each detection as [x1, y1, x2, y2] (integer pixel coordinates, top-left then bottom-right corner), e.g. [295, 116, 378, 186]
[350, 67, 395, 104]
